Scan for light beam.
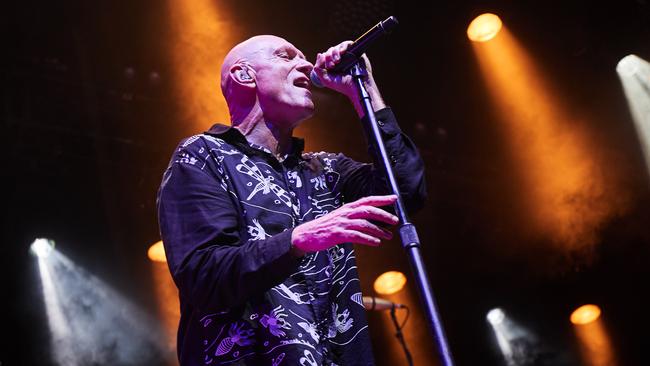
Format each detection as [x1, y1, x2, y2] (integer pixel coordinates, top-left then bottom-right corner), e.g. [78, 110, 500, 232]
[486, 308, 539, 366]
[471, 24, 629, 260]
[34, 247, 173, 365]
[572, 305, 617, 366]
[166, 0, 241, 132]
[616, 54, 650, 180]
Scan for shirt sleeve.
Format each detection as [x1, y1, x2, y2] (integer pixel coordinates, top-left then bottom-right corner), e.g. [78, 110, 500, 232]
[337, 107, 427, 212]
[156, 141, 301, 311]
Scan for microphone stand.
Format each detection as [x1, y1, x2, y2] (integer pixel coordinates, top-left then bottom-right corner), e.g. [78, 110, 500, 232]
[349, 61, 455, 366]
[391, 306, 414, 366]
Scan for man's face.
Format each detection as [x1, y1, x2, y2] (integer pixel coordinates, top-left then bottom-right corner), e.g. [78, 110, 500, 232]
[252, 37, 315, 128]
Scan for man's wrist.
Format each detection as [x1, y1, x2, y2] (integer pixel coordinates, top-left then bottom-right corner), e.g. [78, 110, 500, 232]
[349, 78, 386, 118]
[289, 229, 307, 258]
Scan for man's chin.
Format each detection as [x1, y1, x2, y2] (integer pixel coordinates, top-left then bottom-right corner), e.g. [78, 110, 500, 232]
[297, 101, 315, 120]
[281, 99, 315, 126]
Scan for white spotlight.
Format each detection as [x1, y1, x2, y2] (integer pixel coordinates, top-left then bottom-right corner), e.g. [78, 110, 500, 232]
[617, 54, 650, 181]
[487, 308, 505, 325]
[616, 54, 642, 77]
[30, 238, 55, 259]
[486, 307, 542, 365]
[36, 249, 172, 364]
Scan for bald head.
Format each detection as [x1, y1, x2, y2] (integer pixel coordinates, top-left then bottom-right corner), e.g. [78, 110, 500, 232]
[220, 35, 288, 99]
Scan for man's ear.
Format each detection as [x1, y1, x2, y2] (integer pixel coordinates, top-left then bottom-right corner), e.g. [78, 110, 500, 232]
[230, 64, 255, 86]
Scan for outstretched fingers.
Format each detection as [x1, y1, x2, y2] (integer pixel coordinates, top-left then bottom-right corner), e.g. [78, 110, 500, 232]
[345, 219, 393, 240]
[348, 206, 398, 227]
[340, 229, 381, 247]
[346, 194, 398, 209]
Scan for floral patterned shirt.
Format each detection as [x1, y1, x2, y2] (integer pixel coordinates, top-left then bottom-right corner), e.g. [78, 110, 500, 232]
[157, 108, 426, 365]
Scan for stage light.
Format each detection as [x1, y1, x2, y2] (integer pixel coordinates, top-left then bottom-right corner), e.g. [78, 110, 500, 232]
[571, 304, 617, 365]
[373, 270, 407, 295]
[166, 0, 240, 132]
[467, 13, 503, 42]
[148, 240, 167, 263]
[616, 54, 642, 77]
[486, 307, 541, 364]
[149, 255, 180, 353]
[34, 248, 173, 364]
[487, 308, 505, 325]
[471, 22, 627, 260]
[30, 238, 55, 259]
[570, 304, 601, 325]
[146, 239, 179, 353]
[617, 54, 650, 181]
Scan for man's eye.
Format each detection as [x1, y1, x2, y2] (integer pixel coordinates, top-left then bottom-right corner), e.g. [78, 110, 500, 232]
[278, 52, 291, 59]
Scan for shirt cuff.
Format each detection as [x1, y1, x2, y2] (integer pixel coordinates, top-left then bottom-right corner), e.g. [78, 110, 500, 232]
[367, 107, 401, 137]
[263, 228, 303, 274]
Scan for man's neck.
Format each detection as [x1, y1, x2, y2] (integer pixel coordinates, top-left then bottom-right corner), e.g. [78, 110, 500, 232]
[233, 110, 294, 160]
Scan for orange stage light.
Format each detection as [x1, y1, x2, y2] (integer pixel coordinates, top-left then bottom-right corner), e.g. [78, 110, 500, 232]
[471, 26, 628, 255]
[570, 304, 601, 325]
[147, 240, 167, 263]
[150, 260, 180, 364]
[373, 270, 407, 295]
[467, 13, 503, 42]
[166, 0, 241, 132]
[571, 305, 617, 366]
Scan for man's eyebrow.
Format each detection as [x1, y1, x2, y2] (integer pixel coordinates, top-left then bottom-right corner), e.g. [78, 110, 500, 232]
[289, 48, 306, 60]
[273, 46, 291, 54]
[274, 45, 305, 59]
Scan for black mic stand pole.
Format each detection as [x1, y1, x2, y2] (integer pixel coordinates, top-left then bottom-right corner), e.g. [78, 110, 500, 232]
[349, 61, 455, 366]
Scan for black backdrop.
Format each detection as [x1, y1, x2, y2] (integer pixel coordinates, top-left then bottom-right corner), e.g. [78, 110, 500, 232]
[3, 0, 650, 365]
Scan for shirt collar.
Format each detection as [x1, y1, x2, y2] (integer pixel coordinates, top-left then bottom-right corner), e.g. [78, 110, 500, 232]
[204, 123, 306, 165]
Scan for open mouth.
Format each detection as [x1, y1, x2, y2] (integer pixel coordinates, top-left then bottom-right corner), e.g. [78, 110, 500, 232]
[293, 77, 311, 89]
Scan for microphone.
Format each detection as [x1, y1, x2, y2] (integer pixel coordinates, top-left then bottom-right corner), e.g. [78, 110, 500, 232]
[310, 16, 399, 87]
[362, 296, 405, 311]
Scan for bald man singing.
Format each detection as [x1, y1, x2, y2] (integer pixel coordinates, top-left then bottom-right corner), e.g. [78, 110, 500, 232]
[157, 35, 426, 365]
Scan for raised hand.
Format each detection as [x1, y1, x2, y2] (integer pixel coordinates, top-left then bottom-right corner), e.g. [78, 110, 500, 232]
[290, 195, 398, 256]
[312, 41, 385, 117]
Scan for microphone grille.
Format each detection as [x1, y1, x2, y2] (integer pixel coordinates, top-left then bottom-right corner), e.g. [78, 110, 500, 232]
[310, 70, 324, 88]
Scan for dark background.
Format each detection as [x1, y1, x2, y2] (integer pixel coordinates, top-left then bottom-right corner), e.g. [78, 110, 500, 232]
[3, 0, 650, 365]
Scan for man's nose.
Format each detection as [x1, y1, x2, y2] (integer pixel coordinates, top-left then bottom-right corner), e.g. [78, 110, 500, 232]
[296, 59, 313, 75]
